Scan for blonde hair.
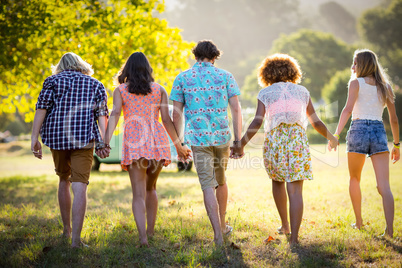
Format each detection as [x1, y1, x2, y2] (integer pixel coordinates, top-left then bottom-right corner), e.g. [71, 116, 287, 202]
[51, 52, 94, 75]
[353, 49, 395, 104]
[258, 53, 302, 87]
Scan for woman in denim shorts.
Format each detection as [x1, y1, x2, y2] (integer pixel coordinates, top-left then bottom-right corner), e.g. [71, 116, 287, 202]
[331, 49, 400, 237]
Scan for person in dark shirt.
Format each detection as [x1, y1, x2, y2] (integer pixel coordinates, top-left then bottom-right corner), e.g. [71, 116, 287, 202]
[31, 52, 109, 248]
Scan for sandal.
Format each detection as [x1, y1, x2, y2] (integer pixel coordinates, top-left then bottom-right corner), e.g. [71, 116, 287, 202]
[277, 226, 290, 235]
[224, 225, 233, 236]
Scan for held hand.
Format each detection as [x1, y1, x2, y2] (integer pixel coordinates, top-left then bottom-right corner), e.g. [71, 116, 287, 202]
[328, 135, 339, 152]
[391, 147, 400, 164]
[230, 142, 244, 159]
[31, 139, 42, 159]
[96, 147, 110, 159]
[177, 145, 192, 163]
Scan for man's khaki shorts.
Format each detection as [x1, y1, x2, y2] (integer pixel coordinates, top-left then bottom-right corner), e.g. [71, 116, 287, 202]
[191, 142, 230, 191]
[50, 143, 94, 184]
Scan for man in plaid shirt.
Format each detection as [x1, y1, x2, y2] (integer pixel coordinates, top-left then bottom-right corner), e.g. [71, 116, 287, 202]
[31, 52, 109, 248]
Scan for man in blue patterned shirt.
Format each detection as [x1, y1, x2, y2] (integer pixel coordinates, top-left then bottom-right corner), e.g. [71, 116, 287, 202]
[31, 52, 109, 248]
[170, 40, 242, 245]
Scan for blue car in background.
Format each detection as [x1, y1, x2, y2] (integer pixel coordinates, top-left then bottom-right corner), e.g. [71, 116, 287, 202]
[92, 105, 193, 172]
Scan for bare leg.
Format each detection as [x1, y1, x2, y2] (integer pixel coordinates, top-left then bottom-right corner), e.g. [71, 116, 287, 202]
[71, 182, 87, 247]
[203, 187, 223, 245]
[348, 152, 366, 229]
[272, 180, 290, 234]
[128, 159, 149, 246]
[145, 160, 163, 237]
[216, 183, 228, 231]
[287, 180, 303, 245]
[58, 179, 71, 238]
[371, 152, 394, 237]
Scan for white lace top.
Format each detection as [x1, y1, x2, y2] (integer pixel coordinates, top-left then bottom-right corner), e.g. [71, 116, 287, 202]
[351, 77, 385, 121]
[257, 82, 310, 133]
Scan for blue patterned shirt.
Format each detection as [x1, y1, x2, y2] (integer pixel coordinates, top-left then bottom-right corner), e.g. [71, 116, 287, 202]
[170, 62, 240, 146]
[36, 70, 108, 150]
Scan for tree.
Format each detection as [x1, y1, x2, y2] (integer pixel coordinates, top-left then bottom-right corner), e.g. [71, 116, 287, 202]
[164, 0, 307, 86]
[322, 68, 351, 139]
[318, 1, 358, 43]
[0, 0, 193, 122]
[358, 0, 402, 87]
[241, 29, 354, 106]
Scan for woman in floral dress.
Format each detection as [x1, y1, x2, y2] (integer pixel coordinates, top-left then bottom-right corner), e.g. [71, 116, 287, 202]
[231, 54, 338, 245]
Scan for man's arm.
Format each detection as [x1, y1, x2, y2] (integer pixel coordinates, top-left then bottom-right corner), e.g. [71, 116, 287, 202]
[31, 109, 47, 159]
[228, 96, 242, 141]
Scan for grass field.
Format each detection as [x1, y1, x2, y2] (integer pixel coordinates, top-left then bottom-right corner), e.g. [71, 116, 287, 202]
[0, 140, 401, 267]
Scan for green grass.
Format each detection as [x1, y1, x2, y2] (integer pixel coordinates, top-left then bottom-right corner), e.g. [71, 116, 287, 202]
[0, 141, 401, 267]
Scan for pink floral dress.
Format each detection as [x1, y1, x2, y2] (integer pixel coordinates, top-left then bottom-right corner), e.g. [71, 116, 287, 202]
[258, 82, 313, 182]
[119, 83, 171, 170]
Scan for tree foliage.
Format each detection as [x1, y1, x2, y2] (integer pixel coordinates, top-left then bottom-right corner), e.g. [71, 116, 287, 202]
[241, 29, 354, 107]
[164, 0, 306, 86]
[0, 0, 193, 122]
[358, 0, 402, 87]
[318, 1, 358, 43]
[322, 68, 351, 139]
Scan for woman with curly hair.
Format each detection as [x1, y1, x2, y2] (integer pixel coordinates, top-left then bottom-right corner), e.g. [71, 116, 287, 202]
[231, 53, 338, 245]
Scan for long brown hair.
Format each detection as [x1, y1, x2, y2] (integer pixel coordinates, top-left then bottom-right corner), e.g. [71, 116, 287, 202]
[117, 52, 154, 95]
[353, 49, 395, 104]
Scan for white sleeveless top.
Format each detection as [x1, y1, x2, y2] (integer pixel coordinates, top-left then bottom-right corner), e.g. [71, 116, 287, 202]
[257, 82, 310, 133]
[351, 77, 385, 121]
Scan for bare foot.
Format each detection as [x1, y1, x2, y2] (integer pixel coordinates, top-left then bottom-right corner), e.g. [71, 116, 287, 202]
[136, 242, 149, 248]
[381, 228, 393, 238]
[214, 238, 224, 246]
[277, 226, 290, 235]
[351, 223, 363, 230]
[71, 240, 89, 248]
[289, 234, 299, 246]
[63, 227, 71, 238]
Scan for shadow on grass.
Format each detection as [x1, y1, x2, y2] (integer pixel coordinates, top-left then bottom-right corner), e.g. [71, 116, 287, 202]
[0, 176, 57, 206]
[289, 242, 342, 267]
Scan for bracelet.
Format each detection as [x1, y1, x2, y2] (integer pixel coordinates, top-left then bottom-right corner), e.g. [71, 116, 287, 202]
[95, 142, 110, 150]
[334, 134, 340, 139]
[394, 142, 400, 149]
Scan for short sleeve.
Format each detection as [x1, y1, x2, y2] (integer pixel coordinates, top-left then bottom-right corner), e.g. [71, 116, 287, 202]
[257, 89, 267, 106]
[227, 73, 240, 99]
[169, 76, 185, 103]
[94, 81, 109, 119]
[36, 76, 54, 110]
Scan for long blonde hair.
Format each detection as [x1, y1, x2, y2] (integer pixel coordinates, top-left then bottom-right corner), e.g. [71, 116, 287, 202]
[51, 52, 94, 75]
[353, 49, 395, 104]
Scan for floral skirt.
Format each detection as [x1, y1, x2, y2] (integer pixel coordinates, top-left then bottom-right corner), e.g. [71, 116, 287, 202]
[263, 123, 313, 182]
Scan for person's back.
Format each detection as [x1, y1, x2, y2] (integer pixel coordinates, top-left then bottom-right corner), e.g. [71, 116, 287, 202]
[257, 82, 309, 133]
[352, 77, 385, 121]
[171, 61, 239, 146]
[31, 52, 109, 248]
[118, 82, 171, 171]
[38, 69, 107, 150]
[170, 40, 242, 245]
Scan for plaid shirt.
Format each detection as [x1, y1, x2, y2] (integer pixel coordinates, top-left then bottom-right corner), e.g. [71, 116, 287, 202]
[36, 70, 109, 150]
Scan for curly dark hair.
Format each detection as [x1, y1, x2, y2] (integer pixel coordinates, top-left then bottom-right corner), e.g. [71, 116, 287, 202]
[258, 53, 302, 87]
[117, 52, 154, 95]
[192, 40, 221, 61]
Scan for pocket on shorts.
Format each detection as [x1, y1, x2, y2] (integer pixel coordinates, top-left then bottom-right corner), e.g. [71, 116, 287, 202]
[373, 127, 388, 146]
[346, 129, 364, 148]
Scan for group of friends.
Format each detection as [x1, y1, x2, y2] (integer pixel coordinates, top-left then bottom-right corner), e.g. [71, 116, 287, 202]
[31, 40, 400, 248]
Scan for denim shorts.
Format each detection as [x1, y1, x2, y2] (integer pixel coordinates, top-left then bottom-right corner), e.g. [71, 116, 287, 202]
[346, 119, 389, 157]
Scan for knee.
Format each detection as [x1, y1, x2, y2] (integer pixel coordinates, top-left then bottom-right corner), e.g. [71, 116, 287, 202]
[349, 176, 360, 184]
[376, 185, 392, 197]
